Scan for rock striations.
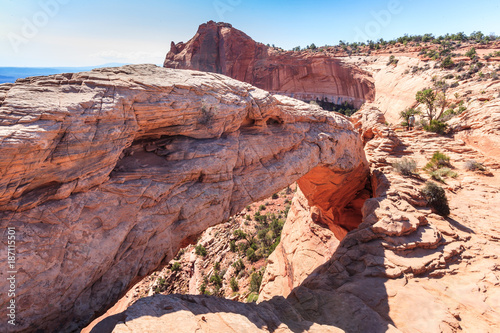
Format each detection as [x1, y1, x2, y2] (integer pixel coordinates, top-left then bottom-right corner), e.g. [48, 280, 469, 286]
[0, 65, 368, 332]
[164, 21, 375, 108]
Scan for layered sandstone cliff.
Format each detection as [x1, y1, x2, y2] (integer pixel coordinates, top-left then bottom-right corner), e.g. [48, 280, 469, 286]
[0, 65, 368, 332]
[164, 21, 374, 108]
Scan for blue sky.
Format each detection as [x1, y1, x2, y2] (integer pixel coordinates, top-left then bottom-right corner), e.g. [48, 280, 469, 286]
[0, 0, 499, 67]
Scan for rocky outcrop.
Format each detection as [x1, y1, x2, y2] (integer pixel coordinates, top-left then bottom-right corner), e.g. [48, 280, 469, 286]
[260, 107, 500, 332]
[449, 99, 500, 162]
[83, 104, 500, 333]
[91, 293, 344, 333]
[164, 21, 374, 108]
[258, 187, 341, 302]
[0, 65, 368, 332]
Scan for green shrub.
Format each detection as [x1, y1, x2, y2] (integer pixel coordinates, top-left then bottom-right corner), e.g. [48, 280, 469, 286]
[230, 277, 239, 292]
[171, 262, 181, 272]
[246, 293, 259, 303]
[465, 47, 477, 60]
[392, 158, 418, 176]
[441, 56, 454, 69]
[210, 272, 222, 288]
[214, 262, 220, 271]
[233, 229, 247, 239]
[387, 55, 399, 66]
[272, 193, 279, 200]
[232, 259, 245, 274]
[257, 229, 268, 240]
[259, 204, 266, 211]
[425, 151, 451, 170]
[195, 245, 207, 257]
[199, 282, 207, 294]
[423, 119, 448, 134]
[250, 271, 263, 293]
[155, 277, 167, 293]
[246, 248, 259, 262]
[229, 240, 237, 252]
[421, 182, 450, 216]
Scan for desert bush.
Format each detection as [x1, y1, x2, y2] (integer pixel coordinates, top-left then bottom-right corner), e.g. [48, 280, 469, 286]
[232, 259, 245, 274]
[259, 204, 266, 211]
[423, 119, 448, 134]
[465, 47, 477, 60]
[455, 61, 466, 71]
[272, 193, 279, 199]
[246, 293, 259, 303]
[230, 277, 239, 292]
[229, 240, 237, 252]
[171, 262, 181, 272]
[425, 151, 452, 170]
[392, 158, 418, 176]
[464, 160, 486, 171]
[233, 229, 247, 240]
[441, 56, 454, 69]
[237, 242, 248, 253]
[249, 271, 263, 293]
[210, 271, 223, 288]
[421, 182, 450, 216]
[387, 55, 399, 66]
[199, 282, 208, 295]
[246, 248, 259, 262]
[195, 245, 207, 257]
[430, 168, 458, 182]
[154, 277, 168, 294]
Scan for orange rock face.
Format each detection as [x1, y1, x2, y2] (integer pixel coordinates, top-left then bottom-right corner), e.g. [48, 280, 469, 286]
[164, 21, 375, 108]
[0, 65, 368, 332]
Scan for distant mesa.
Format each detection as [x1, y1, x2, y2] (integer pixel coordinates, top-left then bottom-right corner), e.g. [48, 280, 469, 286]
[164, 21, 375, 109]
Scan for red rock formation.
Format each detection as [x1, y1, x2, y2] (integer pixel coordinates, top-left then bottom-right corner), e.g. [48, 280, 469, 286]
[449, 99, 500, 162]
[0, 65, 368, 332]
[164, 21, 375, 108]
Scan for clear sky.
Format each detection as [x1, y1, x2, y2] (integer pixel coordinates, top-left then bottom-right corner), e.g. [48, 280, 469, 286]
[0, 0, 499, 67]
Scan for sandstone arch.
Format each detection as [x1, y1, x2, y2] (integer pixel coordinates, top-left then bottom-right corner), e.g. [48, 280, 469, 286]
[0, 65, 368, 332]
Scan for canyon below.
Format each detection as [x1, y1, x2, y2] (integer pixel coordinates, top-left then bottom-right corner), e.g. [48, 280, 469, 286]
[1, 21, 500, 333]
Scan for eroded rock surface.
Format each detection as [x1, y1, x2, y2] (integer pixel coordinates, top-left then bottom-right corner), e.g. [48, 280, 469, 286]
[449, 99, 500, 162]
[284, 108, 500, 332]
[0, 65, 368, 332]
[83, 103, 500, 333]
[164, 21, 374, 108]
